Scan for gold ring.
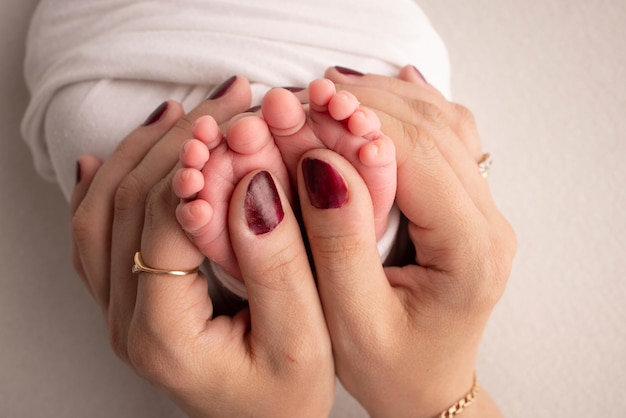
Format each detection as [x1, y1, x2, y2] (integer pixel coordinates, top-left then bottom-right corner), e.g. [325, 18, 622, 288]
[131, 252, 199, 276]
[477, 153, 493, 178]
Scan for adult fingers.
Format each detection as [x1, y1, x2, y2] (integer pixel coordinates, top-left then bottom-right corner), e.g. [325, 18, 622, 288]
[301, 144, 484, 296]
[132, 172, 334, 416]
[132, 168, 328, 374]
[326, 66, 484, 161]
[109, 76, 252, 361]
[331, 82, 496, 219]
[72, 100, 185, 313]
[70, 156, 102, 215]
[295, 149, 403, 355]
[228, 170, 332, 373]
[325, 66, 495, 217]
[70, 155, 102, 295]
[132, 173, 211, 341]
[387, 125, 495, 297]
[325, 65, 446, 104]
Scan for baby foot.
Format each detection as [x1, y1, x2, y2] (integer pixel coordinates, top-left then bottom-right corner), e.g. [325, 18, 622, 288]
[173, 114, 290, 280]
[261, 79, 397, 239]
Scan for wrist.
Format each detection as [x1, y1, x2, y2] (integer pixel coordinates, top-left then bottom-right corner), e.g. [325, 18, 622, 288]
[362, 362, 477, 418]
[449, 387, 503, 418]
[365, 373, 502, 418]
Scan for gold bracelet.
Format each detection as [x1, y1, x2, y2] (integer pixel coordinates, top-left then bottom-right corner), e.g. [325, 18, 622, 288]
[437, 374, 479, 418]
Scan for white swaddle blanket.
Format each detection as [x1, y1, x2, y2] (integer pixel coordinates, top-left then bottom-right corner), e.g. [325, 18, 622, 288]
[22, 0, 449, 195]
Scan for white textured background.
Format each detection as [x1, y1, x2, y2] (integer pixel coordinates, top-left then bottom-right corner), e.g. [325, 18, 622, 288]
[1, 1, 624, 417]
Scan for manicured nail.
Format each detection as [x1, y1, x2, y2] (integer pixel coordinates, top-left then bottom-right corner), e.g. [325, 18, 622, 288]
[302, 158, 348, 209]
[335, 66, 364, 76]
[411, 65, 427, 83]
[207, 75, 237, 100]
[282, 86, 305, 93]
[75, 160, 82, 184]
[142, 101, 168, 126]
[245, 171, 284, 235]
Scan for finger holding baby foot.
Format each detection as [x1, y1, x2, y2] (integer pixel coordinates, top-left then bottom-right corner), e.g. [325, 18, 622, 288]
[173, 112, 290, 282]
[262, 79, 397, 239]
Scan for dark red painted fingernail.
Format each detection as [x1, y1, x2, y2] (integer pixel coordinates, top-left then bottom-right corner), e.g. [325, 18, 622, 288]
[335, 66, 364, 76]
[142, 101, 168, 126]
[245, 171, 284, 235]
[411, 65, 427, 83]
[302, 158, 348, 209]
[282, 86, 305, 93]
[76, 160, 82, 184]
[207, 75, 237, 100]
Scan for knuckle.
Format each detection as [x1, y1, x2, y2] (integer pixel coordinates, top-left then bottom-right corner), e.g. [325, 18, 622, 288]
[143, 178, 176, 230]
[71, 206, 94, 253]
[264, 250, 300, 282]
[309, 231, 366, 275]
[247, 240, 304, 292]
[113, 134, 142, 161]
[449, 102, 482, 154]
[450, 102, 477, 129]
[168, 114, 196, 139]
[400, 121, 439, 163]
[115, 173, 149, 214]
[412, 100, 448, 129]
[469, 224, 516, 309]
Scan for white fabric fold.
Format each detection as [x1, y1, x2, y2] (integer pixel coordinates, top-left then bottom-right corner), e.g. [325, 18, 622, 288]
[22, 0, 450, 185]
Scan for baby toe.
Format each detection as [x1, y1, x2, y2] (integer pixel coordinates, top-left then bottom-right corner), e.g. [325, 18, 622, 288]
[327, 90, 360, 121]
[180, 139, 210, 169]
[262, 88, 306, 137]
[192, 115, 223, 149]
[173, 167, 205, 199]
[226, 115, 273, 155]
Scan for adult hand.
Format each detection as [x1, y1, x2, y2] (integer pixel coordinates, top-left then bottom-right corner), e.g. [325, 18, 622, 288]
[70, 76, 334, 418]
[287, 67, 516, 417]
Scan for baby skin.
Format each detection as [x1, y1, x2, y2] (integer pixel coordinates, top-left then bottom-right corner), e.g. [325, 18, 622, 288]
[173, 79, 397, 280]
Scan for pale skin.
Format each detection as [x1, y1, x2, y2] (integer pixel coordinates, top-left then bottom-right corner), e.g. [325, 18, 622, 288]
[70, 68, 515, 417]
[172, 78, 397, 280]
[316, 65, 515, 417]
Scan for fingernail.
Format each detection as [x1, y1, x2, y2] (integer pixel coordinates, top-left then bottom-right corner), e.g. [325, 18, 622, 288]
[142, 101, 168, 126]
[207, 75, 237, 100]
[335, 66, 364, 76]
[411, 65, 427, 83]
[282, 86, 305, 93]
[76, 160, 82, 184]
[245, 171, 284, 235]
[302, 158, 348, 209]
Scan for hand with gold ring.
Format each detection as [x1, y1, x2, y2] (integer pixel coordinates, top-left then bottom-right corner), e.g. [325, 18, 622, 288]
[274, 66, 515, 418]
[69, 76, 334, 417]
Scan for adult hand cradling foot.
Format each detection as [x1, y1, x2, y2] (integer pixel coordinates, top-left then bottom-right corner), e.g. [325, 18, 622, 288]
[321, 66, 517, 417]
[71, 76, 335, 417]
[69, 69, 515, 417]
